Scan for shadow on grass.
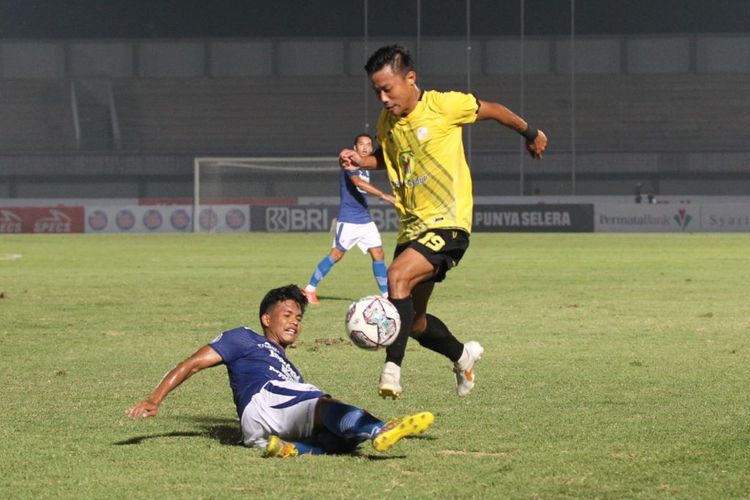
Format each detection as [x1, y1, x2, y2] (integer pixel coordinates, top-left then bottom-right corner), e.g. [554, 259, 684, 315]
[114, 416, 242, 447]
[115, 415, 432, 459]
[315, 294, 356, 303]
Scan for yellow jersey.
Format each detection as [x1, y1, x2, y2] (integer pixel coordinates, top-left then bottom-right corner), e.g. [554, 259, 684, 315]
[376, 90, 478, 244]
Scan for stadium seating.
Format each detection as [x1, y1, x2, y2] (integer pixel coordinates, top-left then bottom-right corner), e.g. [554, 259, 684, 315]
[1, 72, 749, 198]
[0, 80, 77, 151]
[112, 76, 367, 154]
[2, 73, 749, 156]
[105, 73, 750, 156]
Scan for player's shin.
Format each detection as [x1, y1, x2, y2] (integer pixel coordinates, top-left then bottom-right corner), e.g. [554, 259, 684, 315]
[309, 255, 336, 287]
[319, 401, 383, 441]
[372, 260, 388, 296]
[384, 296, 414, 366]
[414, 314, 464, 362]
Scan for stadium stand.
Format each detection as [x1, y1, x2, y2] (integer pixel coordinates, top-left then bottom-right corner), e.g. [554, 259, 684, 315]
[2, 51, 750, 197]
[113, 76, 367, 154]
[2, 72, 748, 158]
[91, 73, 750, 156]
[0, 80, 77, 151]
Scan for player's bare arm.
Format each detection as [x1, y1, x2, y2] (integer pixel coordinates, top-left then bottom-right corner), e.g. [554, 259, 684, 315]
[339, 147, 385, 171]
[126, 345, 223, 419]
[476, 100, 548, 159]
[350, 174, 396, 204]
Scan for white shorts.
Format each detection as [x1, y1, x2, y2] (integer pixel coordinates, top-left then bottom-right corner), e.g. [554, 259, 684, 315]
[332, 221, 383, 254]
[240, 380, 326, 449]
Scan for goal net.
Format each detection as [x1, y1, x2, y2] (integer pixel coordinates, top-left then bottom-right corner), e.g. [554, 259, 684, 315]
[192, 156, 340, 232]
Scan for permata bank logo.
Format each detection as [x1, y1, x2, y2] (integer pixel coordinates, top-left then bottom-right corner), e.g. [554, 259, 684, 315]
[673, 208, 693, 230]
[88, 210, 108, 231]
[34, 209, 73, 233]
[0, 210, 23, 233]
[142, 209, 163, 231]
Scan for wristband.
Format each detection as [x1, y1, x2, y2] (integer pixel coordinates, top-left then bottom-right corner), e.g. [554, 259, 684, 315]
[521, 126, 538, 141]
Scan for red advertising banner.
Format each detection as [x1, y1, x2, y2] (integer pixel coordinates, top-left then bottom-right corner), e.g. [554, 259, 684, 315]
[0, 207, 85, 233]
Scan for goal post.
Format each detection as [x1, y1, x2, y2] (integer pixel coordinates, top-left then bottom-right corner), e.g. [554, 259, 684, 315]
[192, 156, 339, 232]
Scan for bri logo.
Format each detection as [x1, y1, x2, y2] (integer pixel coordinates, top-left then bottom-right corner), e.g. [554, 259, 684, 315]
[673, 209, 693, 230]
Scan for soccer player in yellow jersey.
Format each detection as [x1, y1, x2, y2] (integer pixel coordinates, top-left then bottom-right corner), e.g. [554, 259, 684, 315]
[340, 45, 548, 399]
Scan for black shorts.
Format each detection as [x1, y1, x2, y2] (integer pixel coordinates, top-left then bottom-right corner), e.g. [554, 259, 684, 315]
[393, 229, 470, 283]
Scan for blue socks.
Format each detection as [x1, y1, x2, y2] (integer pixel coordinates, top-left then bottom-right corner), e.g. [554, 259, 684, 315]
[320, 401, 384, 441]
[309, 255, 336, 287]
[372, 259, 388, 295]
[310, 256, 388, 297]
[286, 401, 384, 455]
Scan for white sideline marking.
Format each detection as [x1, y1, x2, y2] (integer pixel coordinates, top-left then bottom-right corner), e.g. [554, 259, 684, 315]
[0, 253, 22, 261]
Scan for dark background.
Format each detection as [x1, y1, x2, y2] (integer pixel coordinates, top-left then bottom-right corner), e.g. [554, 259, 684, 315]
[1, 0, 747, 39]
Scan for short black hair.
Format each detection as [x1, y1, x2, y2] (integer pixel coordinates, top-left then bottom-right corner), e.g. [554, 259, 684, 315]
[365, 45, 414, 76]
[258, 284, 307, 324]
[353, 133, 372, 146]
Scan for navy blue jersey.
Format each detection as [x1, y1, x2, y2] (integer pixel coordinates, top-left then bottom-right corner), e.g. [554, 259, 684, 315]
[209, 327, 304, 417]
[338, 169, 373, 224]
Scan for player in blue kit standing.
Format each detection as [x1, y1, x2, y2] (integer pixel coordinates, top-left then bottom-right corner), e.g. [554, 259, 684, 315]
[126, 284, 433, 457]
[303, 134, 396, 304]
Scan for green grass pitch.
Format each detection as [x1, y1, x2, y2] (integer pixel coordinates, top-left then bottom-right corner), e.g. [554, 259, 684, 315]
[1, 232, 749, 498]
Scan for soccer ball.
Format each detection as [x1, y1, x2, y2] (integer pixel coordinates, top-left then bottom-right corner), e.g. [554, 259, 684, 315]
[345, 296, 400, 350]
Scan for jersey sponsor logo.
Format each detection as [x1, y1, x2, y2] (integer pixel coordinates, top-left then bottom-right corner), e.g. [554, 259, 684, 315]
[417, 127, 429, 141]
[143, 209, 163, 231]
[88, 210, 108, 231]
[407, 175, 428, 188]
[261, 341, 301, 382]
[356, 170, 371, 195]
[395, 151, 428, 188]
[116, 210, 136, 230]
[398, 151, 414, 179]
[170, 209, 191, 231]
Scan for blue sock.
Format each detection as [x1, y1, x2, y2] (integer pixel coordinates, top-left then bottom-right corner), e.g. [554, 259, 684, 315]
[309, 255, 336, 288]
[372, 259, 388, 295]
[293, 440, 325, 455]
[320, 401, 384, 442]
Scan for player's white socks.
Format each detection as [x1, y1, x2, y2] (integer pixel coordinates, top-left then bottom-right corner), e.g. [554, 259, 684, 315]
[456, 345, 472, 371]
[383, 361, 401, 378]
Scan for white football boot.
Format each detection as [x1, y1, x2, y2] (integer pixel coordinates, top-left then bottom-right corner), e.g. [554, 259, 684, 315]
[453, 341, 484, 397]
[378, 361, 402, 399]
